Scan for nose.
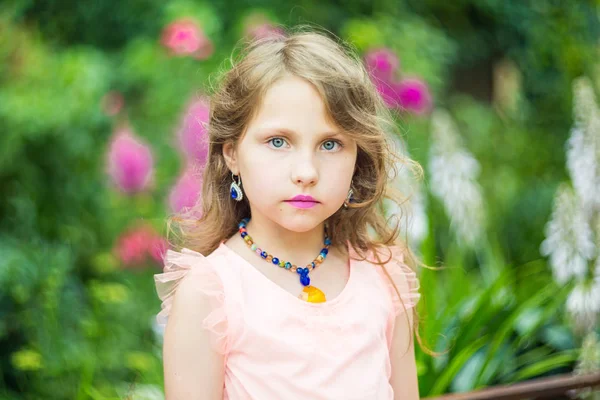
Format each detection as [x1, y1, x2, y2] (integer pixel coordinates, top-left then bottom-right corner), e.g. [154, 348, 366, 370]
[291, 152, 319, 187]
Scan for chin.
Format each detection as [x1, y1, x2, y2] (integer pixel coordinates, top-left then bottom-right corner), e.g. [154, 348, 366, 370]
[273, 215, 326, 233]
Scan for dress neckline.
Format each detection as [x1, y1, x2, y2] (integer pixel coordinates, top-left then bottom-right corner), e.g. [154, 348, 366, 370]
[217, 240, 355, 309]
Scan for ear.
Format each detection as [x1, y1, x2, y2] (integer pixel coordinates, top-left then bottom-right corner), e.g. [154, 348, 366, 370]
[222, 141, 239, 175]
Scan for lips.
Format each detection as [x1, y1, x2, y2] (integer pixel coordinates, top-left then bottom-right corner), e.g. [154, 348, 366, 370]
[285, 195, 319, 209]
[287, 194, 318, 202]
[285, 200, 317, 209]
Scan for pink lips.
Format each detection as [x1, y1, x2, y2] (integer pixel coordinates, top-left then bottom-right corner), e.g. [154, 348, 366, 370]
[285, 194, 319, 209]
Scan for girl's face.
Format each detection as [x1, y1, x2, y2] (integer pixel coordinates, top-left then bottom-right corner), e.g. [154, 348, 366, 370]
[223, 75, 358, 233]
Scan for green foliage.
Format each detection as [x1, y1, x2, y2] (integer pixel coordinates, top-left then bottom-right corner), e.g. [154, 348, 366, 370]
[0, 0, 598, 398]
[416, 241, 578, 396]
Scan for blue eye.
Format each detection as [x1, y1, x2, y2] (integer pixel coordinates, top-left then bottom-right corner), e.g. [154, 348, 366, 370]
[322, 140, 343, 151]
[267, 137, 343, 151]
[268, 137, 287, 148]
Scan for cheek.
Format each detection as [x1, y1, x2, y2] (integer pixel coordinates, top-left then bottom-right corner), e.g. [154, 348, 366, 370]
[239, 151, 283, 198]
[322, 154, 356, 196]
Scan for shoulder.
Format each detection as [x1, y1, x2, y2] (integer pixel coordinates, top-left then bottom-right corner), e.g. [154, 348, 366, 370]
[155, 247, 233, 354]
[154, 247, 226, 327]
[366, 244, 421, 316]
[158, 247, 223, 283]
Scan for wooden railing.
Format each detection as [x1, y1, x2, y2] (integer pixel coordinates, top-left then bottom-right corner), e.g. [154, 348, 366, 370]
[425, 372, 600, 400]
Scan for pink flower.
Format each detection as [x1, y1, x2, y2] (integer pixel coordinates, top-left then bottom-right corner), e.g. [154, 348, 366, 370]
[115, 224, 166, 269]
[396, 78, 433, 116]
[242, 12, 284, 40]
[178, 98, 210, 166]
[101, 91, 124, 116]
[375, 78, 433, 115]
[161, 18, 214, 60]
[247, 23, 285, 40]
[364, 48, 400, 82]
[375, 80, 403, 109]
[168, 167, 202, 214]
[148, 235, 168, 265]
[106, 127, 154, 194]
[364, 47, 433, 115]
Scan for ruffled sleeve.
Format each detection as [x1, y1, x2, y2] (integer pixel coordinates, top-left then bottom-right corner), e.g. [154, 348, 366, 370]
[154, 248, 229, 354]
[375, 245, 421, 317]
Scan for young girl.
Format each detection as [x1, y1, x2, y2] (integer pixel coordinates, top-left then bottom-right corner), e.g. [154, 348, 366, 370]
[154, 28, 424, 399]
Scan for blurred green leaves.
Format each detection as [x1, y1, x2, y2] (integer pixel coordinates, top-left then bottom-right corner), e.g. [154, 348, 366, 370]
[416, 251, 577, 396]
[1, 0, 599, 398]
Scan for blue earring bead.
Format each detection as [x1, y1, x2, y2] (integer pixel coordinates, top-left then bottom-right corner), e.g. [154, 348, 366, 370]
[230, 173, 244, 202]
[237, 218, 330, 303]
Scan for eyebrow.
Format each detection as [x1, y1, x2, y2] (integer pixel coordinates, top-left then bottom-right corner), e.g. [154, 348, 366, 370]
[255, 126, 343, 139]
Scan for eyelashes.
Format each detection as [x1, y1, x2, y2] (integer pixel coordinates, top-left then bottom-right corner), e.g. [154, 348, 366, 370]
[267, 137, 344, 151]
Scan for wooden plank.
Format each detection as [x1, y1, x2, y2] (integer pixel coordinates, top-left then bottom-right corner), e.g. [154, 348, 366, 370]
[424, 372, 600, 400]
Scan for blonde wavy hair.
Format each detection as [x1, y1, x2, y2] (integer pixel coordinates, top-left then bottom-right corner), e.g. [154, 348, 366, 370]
[167, 26, 434, 355]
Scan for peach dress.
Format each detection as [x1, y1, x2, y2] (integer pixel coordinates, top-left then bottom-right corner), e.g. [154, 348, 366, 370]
[154, 241, 420, 399]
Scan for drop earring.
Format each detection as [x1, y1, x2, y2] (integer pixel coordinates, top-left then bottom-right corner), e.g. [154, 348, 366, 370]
[343, 187, 354, 208]
[230, 173, 244, 201]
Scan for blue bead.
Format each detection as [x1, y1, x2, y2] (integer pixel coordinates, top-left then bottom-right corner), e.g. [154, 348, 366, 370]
[321, 248, 328, 255]
[300, 275, 310, 286]
[311, 262, 316, 268]
[296, 268, 302, 274]
[261, 251, 267, 258]
[241, 232, 247, 238]
[272, 257, 279, 265]
[230, 188, 237, 199]
[285, 262, 292, 269]
[324, 238, 331, 245]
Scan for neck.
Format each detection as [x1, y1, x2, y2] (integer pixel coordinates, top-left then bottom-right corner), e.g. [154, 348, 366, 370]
[241, 215, 327, 266]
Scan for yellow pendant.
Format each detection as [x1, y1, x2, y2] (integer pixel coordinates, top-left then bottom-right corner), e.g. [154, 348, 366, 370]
[299, 285, 327, 303]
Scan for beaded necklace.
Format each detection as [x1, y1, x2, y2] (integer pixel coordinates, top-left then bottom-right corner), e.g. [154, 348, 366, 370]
[237, 217, 330, 303]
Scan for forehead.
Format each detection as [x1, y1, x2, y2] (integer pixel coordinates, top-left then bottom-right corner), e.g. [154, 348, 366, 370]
[246, 75, 339, 135]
